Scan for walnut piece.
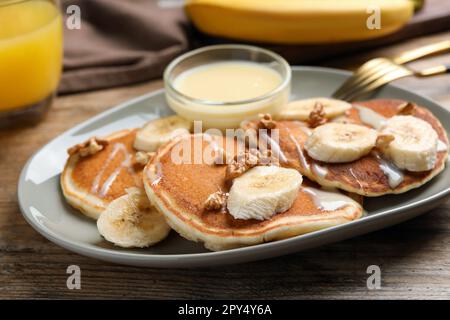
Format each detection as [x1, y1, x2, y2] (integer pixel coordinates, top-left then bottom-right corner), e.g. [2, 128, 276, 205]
[226, 149, 258, 180]
[225, 148, 279, 180]
[376, 134, 395, 150]
[258, 113, 276, 129]
[68, 137, 108, 157]
[135, 151, 155, 165]
[308, 102, 327, 128]
[397, 102, 416, 115]
[237, 148, 259, 166]
[204, 190, 228, 211]
[226, 159, 249, 180]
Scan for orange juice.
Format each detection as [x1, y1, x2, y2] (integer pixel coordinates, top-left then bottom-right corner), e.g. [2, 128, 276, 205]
[0, 0, 62, 112]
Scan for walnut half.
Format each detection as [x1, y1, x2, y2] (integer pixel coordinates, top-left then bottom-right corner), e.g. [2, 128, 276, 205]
[225, 148, 279, 181]
[226, 149, 259, 181]
[376, 134, 395, 151]
[68, 137, 108, 157]
[204, 190, 228, 212]
[258, 113, 276, 129]
[308, 102, 327, 128]
[397, 102, 417, 115]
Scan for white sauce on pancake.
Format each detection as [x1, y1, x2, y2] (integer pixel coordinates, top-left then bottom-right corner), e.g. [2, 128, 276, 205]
[312, 163, 328, 178]
[437, 140, 448, 152]
[150, 162, 163, 186]
[283, 125, 310, 170]
[91, 143, 134, 197]
[354, 105, 387, 129]
[374, 152, 404, 189]
[294, 121, 312, 136]
[100, 155, 133, 197]
[349, 167, 365, 193]
[288, 133, 310, 170]
[303, 187, 359, 211]
[259, 130, 288, 163]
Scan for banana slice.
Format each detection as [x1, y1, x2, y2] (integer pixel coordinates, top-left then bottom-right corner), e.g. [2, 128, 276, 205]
[227, 166, 302, 220]
[276, 98, 351, 121]
[305, 123, 377, 163]
[134, 115, 191, 152]
[97, 188, 170, 248]
[379, 115, 438, 172]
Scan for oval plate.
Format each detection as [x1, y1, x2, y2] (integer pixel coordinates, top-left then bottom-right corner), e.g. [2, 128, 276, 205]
[18, 67, 450, 267]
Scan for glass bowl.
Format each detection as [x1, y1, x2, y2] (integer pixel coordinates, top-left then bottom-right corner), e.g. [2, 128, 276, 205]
[164, 44, 291, 130]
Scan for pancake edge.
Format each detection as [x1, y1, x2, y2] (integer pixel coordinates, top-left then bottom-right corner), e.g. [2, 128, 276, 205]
[60, 129, 135, 220]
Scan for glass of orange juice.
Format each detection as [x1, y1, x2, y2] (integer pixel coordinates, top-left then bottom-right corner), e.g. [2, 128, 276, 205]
[0, 0, 62, 127]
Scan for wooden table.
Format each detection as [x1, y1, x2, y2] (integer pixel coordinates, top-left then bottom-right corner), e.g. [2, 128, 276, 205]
[1, 31, 449, 300]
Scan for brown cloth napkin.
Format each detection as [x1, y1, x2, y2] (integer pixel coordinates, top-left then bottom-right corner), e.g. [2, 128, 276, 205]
[59, 0, 190, 94]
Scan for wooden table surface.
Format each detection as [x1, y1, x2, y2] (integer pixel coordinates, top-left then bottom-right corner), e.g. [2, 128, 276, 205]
[1, 31, 449, 300]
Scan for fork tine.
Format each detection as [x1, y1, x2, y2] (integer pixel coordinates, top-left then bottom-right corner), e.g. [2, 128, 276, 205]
[336, 62, 395, 100]
[337, 63, 399, 101]
[333, 58, 387, 98]
[334, 60, 400, 100]
[344, 68, 412, 101]
[334, 41, 450, 101]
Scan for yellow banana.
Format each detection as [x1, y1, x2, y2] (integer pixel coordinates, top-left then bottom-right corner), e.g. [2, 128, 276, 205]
[185, 0, 414, 44]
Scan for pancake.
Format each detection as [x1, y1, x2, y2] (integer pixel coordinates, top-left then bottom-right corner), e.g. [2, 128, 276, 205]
[61, 129, 144, 219]
[249, 99, 449, 196]
[143, 133, 363, 251]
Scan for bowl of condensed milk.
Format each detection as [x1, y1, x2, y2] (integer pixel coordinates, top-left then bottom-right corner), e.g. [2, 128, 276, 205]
[164, 44, 291, 130]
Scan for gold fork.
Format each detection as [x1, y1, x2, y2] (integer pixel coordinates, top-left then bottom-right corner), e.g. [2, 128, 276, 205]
[332, 40, 450, 101]
[336, 59, 449, 101]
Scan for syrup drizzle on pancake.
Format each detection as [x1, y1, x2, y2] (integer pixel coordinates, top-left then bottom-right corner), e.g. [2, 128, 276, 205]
[349, 167, 365, 193]
[151, 162, 163, 186]
[260, 130, 288, 163]
[312, 163, 328, 178]
[354, 105, 387, 129]
[303, 187, 359, 211]
[295, 121, 312, 136]
[373, 152, 404, 189]
[289, 133, 309, 170]
[91, 143, 136, 197]
[284, 125, 310, 170]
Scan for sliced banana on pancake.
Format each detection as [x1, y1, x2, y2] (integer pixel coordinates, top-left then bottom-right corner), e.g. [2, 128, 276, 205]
[134, 115, 191, 152]
[274, 99, 448, 196]
[276, 98, 351, 121]
[227, 166, 303, 220]
[97, 188, 170, 248]
[144, 133, 363, 251]
[305, 123, 378, 163]
[378, 115, 438, 172]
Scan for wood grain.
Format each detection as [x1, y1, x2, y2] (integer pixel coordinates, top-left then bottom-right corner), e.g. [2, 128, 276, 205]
[1, 32, 450, 300]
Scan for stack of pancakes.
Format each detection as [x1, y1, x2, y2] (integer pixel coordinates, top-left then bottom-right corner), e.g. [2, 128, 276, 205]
[61, 99, 448, 251]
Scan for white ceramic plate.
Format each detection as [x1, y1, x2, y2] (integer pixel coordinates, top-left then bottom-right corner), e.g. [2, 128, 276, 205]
[18, 67, 450, 267]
